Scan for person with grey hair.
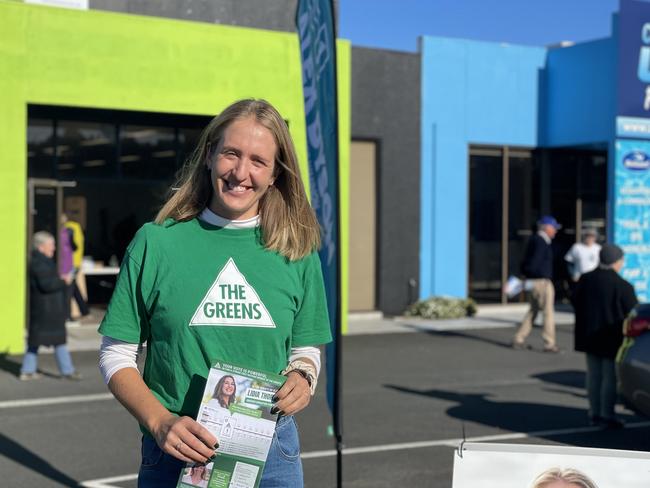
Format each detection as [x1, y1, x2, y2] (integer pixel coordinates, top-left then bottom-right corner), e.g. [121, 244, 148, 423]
[531, 467, 598, 488]
[19, 231, 81, 381]
[572, 243, 637, 428]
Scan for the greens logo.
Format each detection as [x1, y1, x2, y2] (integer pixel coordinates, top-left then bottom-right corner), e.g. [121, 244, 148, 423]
[190, 258, 276, 328]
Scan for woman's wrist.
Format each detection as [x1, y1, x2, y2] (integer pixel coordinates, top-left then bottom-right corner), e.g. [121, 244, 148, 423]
[282, 359, 318, 395]
[145, 409, 176, 438]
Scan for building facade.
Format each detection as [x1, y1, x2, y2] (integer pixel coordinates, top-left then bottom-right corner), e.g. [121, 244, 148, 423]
[0, 0, 351, 354]
[2, 0, 649, 355]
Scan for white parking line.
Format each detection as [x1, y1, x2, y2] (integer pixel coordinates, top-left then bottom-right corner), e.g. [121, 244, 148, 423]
[80, 473, 138, 488]
[0, 393, 114, 409]
[79, 420, 650, 487]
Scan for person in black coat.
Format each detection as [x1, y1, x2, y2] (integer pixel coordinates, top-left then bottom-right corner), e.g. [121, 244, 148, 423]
[572, 243, 637, 428]
[19, 231, 81, 381]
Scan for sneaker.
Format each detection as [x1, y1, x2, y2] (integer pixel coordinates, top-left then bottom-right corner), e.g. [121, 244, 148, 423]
[18, 372, 42, 381]
[62, 372, 83, 381]
[543, 345, 560, 353]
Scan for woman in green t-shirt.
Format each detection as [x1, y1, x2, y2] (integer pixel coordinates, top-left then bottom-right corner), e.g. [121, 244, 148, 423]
[99, 99, 332, 488]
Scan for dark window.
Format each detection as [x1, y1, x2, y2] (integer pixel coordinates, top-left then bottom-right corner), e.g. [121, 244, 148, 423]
[27, 104, 212, 183]
[26, 105, 212, 274]
[56, 120, 117, 179]
[120, 125, 176, 181]
[178, 127, 203, 168]
[27, 119, 55, 178]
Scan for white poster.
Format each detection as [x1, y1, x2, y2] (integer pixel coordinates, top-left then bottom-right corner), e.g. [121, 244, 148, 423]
[453, 443, 650, 488]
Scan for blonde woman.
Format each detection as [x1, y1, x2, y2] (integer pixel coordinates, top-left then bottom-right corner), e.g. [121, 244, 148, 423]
[531, 467, 599, 488]
[98, 99, 331, 487]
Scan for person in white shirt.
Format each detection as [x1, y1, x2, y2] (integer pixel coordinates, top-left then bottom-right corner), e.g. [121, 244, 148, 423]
[565, 228, 601, 282]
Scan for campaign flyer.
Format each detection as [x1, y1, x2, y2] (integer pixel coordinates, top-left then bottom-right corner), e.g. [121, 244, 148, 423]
[177, 361, 286, 488]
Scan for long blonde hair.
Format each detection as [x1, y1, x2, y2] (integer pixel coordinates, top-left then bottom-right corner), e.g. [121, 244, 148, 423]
[531, 468, 598, 488]
[155, 99, 320, 261]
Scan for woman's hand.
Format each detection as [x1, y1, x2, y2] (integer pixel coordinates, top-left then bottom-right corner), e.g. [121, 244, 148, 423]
[272, 371, 311, 416]
[107, 368, 219, 464]
[150, 413, 219, 464]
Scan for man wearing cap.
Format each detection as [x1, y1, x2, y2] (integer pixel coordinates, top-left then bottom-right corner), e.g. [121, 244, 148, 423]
[513, 215, 561, 352]
[564, 228, 601, 282]
[572, 244, 637, 428]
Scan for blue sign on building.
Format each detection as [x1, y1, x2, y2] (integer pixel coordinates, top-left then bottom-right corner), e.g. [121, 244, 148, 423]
[614, 139, 650, 301]
[617, 0, 650, 138]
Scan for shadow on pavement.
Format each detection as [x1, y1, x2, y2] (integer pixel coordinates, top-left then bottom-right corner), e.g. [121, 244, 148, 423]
[532, 370, 586, 389]
[425, 330, 513, 349]
[383, 385, 635, 436]
[0, 433, 79, 487]
[541, 387, 587, 400]
[0, 354, 22, 376]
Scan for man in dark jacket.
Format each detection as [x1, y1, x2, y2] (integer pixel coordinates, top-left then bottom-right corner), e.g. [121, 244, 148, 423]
[513, 215, 560, 352]
[572, 243, 637, 428]
[19, 231, 81, 381]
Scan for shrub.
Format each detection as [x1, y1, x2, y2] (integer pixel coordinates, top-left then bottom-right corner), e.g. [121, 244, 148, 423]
[405, 296, 477, 319]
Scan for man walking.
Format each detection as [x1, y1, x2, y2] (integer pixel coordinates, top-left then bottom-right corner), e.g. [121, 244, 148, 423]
[513, 215, 560, 352]
[572, 244, 637, 428]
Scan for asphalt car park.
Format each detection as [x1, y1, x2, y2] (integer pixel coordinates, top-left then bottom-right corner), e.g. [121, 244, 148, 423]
[1, 321, 649, 488]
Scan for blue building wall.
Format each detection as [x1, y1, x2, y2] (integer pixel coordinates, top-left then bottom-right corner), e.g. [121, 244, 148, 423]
[541, 38, 617, 148]
[420, 37, 547, 299]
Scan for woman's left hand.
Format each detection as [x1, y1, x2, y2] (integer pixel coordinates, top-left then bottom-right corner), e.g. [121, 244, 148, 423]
[272, 371, 311, 416]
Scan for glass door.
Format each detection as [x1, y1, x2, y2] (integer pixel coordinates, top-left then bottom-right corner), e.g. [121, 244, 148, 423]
[469, 148, 503, 303]
[507, 150, 539, 302]
[469, 146, 539, 303]
[27, 178, 77, 263]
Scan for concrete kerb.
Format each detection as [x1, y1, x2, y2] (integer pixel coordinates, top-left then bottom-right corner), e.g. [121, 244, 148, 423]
[60, 304, 576, 351]
[343, 304, 574, 336]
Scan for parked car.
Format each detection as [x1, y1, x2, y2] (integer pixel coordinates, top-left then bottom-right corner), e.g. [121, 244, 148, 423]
[617, 303, 650, 417]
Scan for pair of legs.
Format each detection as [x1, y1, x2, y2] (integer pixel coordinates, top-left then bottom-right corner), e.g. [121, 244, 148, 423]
[65, 280, 90, 319]
[138, 415, 303, 488]
[20, 344, 76, 376]
[513, 278, 556, 349]
[586, 353, 617, 422]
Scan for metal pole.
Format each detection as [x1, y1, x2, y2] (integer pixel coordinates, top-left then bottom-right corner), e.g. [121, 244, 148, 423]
[329, 0, 344, 485]
[501, 147, 509, 304]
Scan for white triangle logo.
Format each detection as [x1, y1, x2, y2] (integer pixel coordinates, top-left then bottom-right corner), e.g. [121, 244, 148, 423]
[190, 258, 276, 328]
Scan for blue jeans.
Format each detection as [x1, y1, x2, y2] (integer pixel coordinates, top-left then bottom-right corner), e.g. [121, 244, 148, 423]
[138, 415, 303, 488]
[20, 344, 75, 376]
[586, 353, 617, 420]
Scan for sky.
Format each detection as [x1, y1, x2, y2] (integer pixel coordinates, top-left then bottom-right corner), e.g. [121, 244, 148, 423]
[340, 0, 620, 52]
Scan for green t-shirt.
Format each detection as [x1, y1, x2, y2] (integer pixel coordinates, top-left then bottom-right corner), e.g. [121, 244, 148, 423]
[99, 218, 332, 417]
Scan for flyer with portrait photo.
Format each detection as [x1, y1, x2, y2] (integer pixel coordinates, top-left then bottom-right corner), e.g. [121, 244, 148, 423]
[176, 361, 286, 488]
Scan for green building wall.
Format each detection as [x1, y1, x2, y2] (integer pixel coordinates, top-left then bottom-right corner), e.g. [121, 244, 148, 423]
[0, 1, 350, 354]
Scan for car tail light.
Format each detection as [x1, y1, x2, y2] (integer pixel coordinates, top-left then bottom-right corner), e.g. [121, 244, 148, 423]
[624, 317, 650, 337]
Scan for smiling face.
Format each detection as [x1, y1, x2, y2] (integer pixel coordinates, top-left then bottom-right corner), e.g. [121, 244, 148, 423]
[206, 117, 277, 220]
[221, 376, 236, 396]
